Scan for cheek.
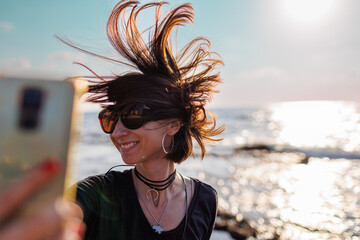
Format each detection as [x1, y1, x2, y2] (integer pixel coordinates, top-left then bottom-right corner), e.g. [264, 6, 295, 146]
[110, 135, 120, 151]
[141, 132, 164, 152]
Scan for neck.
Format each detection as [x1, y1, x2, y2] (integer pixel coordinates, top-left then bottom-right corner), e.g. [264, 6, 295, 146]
[135, 159, 175, 182]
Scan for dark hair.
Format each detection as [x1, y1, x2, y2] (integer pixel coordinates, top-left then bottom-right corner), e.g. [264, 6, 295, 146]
[65, 0, 225, 163]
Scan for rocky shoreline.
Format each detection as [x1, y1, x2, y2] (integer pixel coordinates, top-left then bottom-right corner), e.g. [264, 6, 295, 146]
[215, 208, 258, 240]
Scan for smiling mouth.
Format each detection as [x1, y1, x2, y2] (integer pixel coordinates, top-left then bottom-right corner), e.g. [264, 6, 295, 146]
[120, 141, 138, 149]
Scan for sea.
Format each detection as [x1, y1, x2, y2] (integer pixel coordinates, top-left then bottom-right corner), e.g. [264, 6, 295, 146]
[73, 101, 360, 240]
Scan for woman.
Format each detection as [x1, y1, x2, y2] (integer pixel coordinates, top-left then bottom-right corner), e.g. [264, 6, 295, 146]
[73, 0, 224, 239]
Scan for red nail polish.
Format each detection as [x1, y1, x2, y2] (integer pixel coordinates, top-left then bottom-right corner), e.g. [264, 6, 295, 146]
[72, 223, 86, 237]
[40, 159, 61, 175]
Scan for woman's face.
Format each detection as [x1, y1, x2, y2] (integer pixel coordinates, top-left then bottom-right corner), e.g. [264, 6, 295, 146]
[109, 119, 172, 165]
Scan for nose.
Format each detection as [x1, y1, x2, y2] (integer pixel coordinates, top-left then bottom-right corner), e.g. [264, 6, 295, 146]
[111, 119, 129, 138]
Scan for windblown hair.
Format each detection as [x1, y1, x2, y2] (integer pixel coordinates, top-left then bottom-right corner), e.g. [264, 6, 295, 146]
[69, 0, 225, 163]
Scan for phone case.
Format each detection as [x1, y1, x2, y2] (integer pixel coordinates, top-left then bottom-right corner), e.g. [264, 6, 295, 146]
[0, 77, 77, 217]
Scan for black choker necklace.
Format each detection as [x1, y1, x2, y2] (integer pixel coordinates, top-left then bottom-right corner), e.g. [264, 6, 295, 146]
[134, 167, 176, 191]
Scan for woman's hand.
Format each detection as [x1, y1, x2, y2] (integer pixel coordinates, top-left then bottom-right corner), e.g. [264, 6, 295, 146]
[0, 159, 85, 240]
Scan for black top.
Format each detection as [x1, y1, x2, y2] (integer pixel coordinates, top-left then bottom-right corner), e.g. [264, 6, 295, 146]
[76, 169, 218, 240]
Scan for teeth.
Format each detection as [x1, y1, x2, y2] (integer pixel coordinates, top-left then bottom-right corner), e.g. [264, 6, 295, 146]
[121, 142, 137, 149]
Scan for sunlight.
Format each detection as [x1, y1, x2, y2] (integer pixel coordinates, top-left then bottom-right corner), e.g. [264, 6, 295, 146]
[279, 0, 338, 26]
[269, 101, 360, 151]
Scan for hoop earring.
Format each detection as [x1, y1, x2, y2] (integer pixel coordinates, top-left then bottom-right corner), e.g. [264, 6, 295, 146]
[162, 131, 174, 154]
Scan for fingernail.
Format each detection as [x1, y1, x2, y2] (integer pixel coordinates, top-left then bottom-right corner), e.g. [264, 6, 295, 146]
[72, 223, 86, 237]
[40, 159, 61, 175]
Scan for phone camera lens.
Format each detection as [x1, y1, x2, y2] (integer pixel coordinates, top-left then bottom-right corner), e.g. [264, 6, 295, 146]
[19, 88, 44, 130]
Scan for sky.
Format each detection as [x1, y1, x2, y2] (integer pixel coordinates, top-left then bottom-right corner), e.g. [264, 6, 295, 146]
[1, 0, 359, 108]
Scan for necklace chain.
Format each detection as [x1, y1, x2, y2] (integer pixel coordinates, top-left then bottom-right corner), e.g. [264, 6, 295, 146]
[134, 172, 174, 234]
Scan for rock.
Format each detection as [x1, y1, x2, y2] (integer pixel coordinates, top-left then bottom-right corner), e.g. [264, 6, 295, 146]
[235, 144, 309, 164]
[215, 209, 257, 240]
[235, 144, 274, 152]
[299, 154, 309, 164]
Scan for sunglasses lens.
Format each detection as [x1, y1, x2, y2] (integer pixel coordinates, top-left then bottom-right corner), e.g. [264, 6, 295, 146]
[121, 114, 144, 130]
[121, 104, 151, 129]
[99, 110, 117, 133]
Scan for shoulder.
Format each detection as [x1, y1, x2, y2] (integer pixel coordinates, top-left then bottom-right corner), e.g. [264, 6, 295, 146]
[185, 178, 218, 237]
[193, 178, 217, 198]
[191, 178, 218, 211]
[76, 169, 132, 195]
[75, 169, 133, 217]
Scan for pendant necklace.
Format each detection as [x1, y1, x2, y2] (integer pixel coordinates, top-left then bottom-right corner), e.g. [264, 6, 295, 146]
[134, 167, 176, 203]
[134, 175, 174, 234]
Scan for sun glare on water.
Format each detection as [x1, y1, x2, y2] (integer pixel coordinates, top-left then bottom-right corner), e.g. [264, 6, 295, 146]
[278, 0, 338, 26]
[266, 101, 360, 238]
[269, 101, 360, 152]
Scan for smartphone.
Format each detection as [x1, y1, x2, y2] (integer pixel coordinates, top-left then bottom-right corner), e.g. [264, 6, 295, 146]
[0, 77, 79, 217]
